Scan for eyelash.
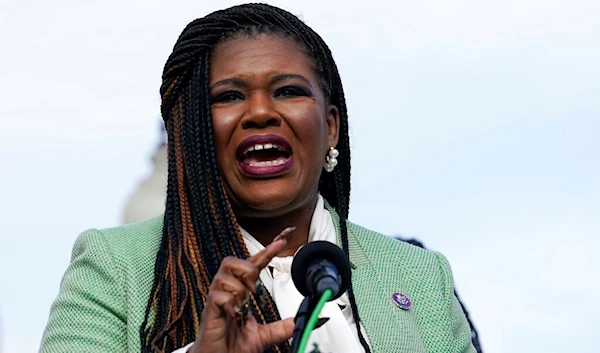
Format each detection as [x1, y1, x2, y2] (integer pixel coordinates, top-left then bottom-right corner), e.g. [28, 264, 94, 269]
[210, 85, 310, 105]
[211, 91, 244, 104]
[274, 86, 310, 98]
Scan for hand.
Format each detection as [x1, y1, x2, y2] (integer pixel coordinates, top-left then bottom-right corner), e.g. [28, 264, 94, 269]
[188, 235, 294, 353]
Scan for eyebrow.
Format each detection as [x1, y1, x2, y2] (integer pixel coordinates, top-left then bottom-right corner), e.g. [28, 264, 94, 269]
[209, 74, 313, 91]
[270, 74, 312, 88]
[209, 77, 246, 91]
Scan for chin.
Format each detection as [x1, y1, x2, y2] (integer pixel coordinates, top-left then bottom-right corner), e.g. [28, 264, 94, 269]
[232, 188, 315, 219]
[238, 195, 295, 216]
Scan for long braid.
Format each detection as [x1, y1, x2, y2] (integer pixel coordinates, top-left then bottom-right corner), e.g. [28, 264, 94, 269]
[141, 4, 364, 352]
[307, 22, 373, 351]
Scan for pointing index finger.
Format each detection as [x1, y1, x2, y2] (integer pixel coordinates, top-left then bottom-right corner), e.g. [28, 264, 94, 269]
[248, 226, 295, 270]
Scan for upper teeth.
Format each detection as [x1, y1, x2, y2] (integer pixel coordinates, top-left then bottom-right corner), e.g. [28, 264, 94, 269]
[245, 143, 282, 154]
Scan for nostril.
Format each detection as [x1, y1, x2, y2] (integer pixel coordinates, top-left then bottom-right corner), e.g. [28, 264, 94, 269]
[241, 120, 259, 129]
[241, 115, 281, 129]
[265, 117, 281, 126]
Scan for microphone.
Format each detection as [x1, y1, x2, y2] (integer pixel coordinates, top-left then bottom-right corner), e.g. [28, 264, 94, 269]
[289, 241, 351, 352]
[291, 241, 351, 300]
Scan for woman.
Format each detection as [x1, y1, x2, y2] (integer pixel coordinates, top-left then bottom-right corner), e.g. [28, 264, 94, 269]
[39, 4, 476, 353]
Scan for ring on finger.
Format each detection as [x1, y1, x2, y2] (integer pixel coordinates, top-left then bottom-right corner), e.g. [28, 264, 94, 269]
[235, 297, 250, 327]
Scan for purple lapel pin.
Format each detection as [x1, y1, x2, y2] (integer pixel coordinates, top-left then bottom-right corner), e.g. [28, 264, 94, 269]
[392, 292, 411, 310]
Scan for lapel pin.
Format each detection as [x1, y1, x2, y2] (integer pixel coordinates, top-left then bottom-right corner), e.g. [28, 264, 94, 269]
[392, 292, 411, 310]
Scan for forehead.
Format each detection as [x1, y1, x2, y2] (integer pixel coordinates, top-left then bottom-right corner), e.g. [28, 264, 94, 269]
[209, 34, 317, 83]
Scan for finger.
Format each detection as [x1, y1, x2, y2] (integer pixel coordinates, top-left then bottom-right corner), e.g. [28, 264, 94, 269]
[248, 236, 289, 270]
[211, 271, 249, 303]
[257, 318, 295, 349]
[215, 256, 260, 292]
[203, 289, 239, 321]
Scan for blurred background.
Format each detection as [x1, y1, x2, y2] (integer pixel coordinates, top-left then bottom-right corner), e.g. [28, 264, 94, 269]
[1, 0, 599, 352]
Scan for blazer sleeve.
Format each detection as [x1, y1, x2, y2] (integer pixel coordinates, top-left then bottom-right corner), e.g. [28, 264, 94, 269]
[39, 229, 128, 353]
[434, 252, 477, 353]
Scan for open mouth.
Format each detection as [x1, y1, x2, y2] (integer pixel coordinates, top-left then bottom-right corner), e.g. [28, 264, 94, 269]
[236, 135, 293, 175]
[241, 143, 291, 166]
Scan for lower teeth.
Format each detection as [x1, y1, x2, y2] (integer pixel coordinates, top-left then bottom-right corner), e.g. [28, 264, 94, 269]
[249, 159, 286, 167]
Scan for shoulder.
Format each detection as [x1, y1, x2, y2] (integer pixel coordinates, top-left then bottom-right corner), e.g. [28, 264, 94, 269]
[346, 221, 453, 291]
[71, 215, 164, 280]
[98, 215, 164, 257]
[40, 217, 164, 352]
[346, 221, 443, 265]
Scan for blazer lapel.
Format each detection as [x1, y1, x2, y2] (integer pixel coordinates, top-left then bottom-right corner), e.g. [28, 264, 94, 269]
[327, 205, 426, 353]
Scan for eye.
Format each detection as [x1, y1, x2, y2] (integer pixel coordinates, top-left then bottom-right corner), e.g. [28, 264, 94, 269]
[211, 90, 244, 104]
[274, 85, 310, 98]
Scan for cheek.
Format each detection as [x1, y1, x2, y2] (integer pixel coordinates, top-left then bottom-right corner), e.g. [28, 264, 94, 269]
[280, 103, 328, 142]
[211, 107, 240, 161]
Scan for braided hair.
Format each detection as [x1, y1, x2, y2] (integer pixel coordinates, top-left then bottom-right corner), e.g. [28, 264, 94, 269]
[140, 4, 367, 352]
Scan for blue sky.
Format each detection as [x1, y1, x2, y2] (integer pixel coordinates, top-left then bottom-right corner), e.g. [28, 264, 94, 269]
[1, 0, 599, 352]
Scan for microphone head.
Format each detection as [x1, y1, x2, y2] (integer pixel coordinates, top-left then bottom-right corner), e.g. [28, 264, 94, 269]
[291, 241, 351, 300]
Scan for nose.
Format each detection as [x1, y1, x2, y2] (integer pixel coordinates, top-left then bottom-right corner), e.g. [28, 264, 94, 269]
[241, 92, 281, 129]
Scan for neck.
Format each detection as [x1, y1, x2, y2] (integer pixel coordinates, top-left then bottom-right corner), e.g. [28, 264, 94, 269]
[237, 196, 319, 257]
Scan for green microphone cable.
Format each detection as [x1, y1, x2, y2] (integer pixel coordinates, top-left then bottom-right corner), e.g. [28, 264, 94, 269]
[296, 289, 333, 353]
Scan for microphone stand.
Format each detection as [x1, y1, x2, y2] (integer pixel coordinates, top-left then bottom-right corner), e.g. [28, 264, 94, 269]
[290, 294, 331, 353]
[290, 295, 317, 353]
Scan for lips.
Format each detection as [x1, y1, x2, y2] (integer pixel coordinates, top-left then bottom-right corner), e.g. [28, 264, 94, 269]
[236, 134, 294, 176]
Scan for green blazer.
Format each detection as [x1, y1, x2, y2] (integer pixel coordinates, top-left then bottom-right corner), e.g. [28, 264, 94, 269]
[40, 211, 476, 353]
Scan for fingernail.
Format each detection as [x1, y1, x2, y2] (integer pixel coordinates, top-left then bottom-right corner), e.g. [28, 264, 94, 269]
[272, 226, 296, 243]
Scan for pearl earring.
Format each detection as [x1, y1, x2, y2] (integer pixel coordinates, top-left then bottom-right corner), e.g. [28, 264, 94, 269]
[323, 147, 339, 172]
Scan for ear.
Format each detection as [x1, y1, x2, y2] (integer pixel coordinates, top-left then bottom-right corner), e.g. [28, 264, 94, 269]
[326, 104, 340, 148]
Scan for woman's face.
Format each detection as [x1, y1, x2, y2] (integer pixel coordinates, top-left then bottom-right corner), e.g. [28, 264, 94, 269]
[209, 34, 339, 219]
